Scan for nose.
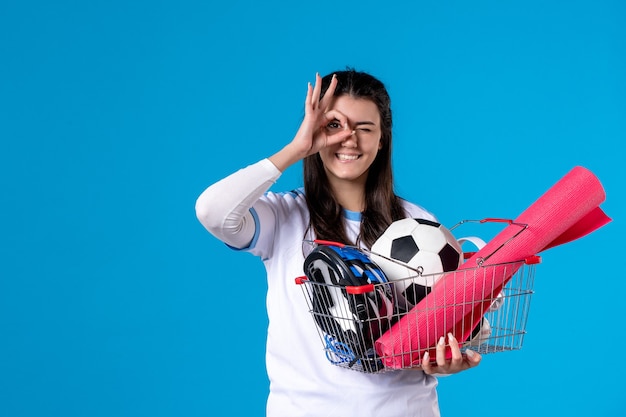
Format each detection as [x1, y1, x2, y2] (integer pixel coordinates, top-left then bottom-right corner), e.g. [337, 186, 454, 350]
[341, 130, 358, 148]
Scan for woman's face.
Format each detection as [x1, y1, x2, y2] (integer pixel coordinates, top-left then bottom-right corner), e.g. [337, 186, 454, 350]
[318, 95, 382, 186]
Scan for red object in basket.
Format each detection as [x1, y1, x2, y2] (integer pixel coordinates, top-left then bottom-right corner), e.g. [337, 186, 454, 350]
[375, 166, 612, 369]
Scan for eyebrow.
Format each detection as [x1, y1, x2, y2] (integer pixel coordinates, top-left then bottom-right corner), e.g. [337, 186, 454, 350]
[330, 118, 377, 126]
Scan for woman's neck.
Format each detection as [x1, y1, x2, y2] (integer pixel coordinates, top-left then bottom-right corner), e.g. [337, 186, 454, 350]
[330, 178, 366, 213]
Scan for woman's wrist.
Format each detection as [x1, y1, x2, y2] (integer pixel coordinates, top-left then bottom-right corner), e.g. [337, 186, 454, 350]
[268, 142, 308, 172]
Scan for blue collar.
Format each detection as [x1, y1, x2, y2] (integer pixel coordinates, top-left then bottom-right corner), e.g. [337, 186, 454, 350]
[343, 208, 361, 221]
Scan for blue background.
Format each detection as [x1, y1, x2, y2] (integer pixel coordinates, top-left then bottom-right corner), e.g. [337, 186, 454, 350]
[1, 0, 624, 416]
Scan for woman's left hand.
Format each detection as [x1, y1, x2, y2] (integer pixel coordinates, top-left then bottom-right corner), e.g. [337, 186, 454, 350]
[420, 333, 482, 375]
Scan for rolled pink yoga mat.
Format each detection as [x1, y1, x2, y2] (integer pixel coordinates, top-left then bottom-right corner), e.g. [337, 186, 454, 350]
[375, 166, 611, 369]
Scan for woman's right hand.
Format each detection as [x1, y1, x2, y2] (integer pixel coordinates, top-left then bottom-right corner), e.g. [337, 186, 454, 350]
[269, 73, 355, 172]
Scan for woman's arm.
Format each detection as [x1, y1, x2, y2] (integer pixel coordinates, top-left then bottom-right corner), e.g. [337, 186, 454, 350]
[195, 158, 281, 248]
[195, 73, 353, 248]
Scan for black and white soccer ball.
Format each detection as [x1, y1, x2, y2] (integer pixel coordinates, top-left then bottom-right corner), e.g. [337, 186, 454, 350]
[465, 317, 492, 347]
[370, 218, 463, 311]
[303, 244, 394, 372]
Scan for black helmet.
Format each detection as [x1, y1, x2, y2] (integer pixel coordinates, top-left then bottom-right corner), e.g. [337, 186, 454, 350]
[303, 244, 393, 373]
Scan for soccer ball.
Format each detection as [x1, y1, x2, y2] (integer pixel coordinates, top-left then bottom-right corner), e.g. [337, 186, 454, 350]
[370, 218, 463, 311]
[465, 317, 492, 347]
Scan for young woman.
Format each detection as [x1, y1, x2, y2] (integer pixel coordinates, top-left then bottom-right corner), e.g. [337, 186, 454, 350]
[195, 69, 481, 417]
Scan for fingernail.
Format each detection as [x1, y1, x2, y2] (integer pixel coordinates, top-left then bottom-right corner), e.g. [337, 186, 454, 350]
[466, 349, 476, 358]
[448, 332, 455, 342]
[438, 336, 445, 346]
[423, 351, 429, 361]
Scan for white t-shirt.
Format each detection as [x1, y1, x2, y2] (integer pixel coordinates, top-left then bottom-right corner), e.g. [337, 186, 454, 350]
[196, 159, 440, 417]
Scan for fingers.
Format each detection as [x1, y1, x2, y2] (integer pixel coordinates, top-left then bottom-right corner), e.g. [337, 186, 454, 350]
[435, 336, 448, 367]
[323, 109, 349, 130]
[297, 73, 349, 156]
[311, 73, 322, 108]
[320, 108, 351, 141]
[421, 333, 482, 375]
[447, 333, 464, 368]
[319, 73, 337, 112]
[465, 348, 482, 368]
[421, 351, 434, 374]
[308, 72, 337, 111]
[324, 130, 354, 150]
[304, 82, 314, 114]
[448, 333, 482, 369]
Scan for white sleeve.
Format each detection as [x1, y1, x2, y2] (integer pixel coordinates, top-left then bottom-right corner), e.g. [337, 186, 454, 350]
[195, 158, 282, 248]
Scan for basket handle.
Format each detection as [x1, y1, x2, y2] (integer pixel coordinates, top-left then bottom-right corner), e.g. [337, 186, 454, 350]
[451, 218, 529, 265]
[345, 284, 375, 294]
[457, 235, 487, 260]
[480, 218, 517, 224]
[312, 239, 345, 247]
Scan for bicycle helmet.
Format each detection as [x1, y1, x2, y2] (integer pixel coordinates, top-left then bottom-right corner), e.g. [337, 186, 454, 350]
[303, 243, 394, 372]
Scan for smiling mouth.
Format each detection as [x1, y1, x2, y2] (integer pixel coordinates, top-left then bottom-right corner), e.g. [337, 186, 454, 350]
[336, 153, 360, 161]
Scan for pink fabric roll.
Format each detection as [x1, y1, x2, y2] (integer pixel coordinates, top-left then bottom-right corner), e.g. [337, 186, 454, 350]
[375, 166, 611, 368]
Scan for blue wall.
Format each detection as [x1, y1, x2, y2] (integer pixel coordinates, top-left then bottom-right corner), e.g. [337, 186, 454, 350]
[1, 1, 623, 415]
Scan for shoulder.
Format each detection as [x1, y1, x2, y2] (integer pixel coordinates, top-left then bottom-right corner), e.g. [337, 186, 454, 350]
[398, 197, 438, 222]
[259, 187, 308, 217]
[262, 187, 306, 204]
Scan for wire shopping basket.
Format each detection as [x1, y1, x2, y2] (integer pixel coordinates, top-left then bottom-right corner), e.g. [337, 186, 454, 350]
[295, 219, 540, 373]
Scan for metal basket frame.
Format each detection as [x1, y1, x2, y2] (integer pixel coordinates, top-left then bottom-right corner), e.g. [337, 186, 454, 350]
[296, 219, 539, 373]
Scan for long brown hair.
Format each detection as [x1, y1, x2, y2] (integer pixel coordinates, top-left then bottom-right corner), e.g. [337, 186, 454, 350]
[303, 69, 407, 248]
